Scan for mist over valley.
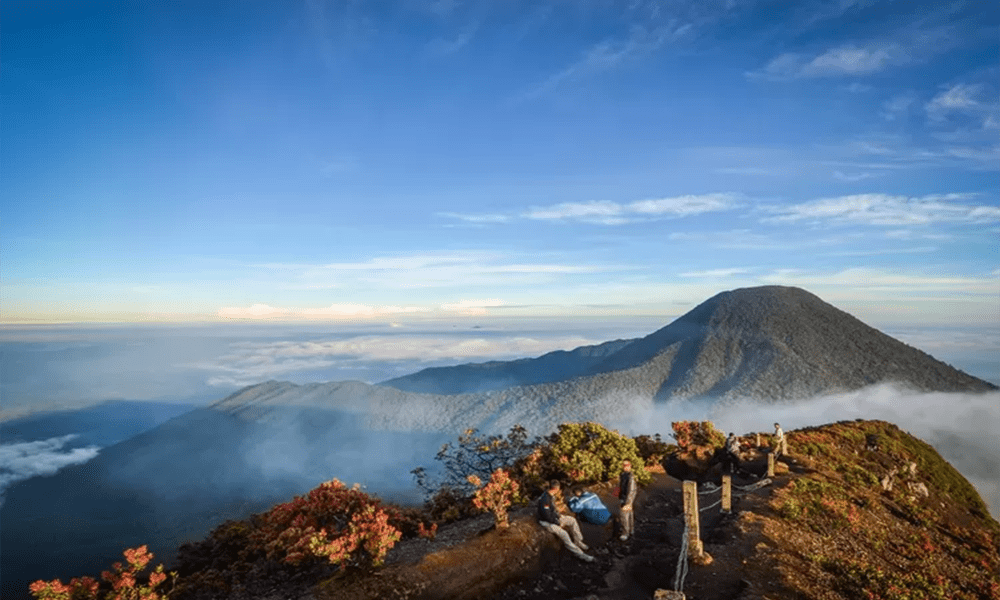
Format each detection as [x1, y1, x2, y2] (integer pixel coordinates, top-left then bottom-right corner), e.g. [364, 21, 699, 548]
[2, 287, 998, 597]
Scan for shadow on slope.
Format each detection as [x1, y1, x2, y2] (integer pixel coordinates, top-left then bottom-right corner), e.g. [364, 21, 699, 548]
[0, 403, 447, 600]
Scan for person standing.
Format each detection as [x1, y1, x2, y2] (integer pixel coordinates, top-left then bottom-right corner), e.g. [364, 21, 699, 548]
[617, 460, 637, 541]
[538, 480, 595, 562]
[725, 432, 742, 474]
[774, 422, 787, 457]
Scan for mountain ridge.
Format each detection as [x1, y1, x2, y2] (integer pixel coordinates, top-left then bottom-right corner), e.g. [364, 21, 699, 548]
[4, 285, 996, 599]
[381, 286, 994, 402]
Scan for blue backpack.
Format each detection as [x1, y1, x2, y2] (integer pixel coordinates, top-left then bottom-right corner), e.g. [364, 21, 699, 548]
[568, 492, 612, 525]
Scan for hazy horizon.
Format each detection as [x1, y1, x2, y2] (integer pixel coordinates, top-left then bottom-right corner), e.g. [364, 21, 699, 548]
[3, 318, 997, 516]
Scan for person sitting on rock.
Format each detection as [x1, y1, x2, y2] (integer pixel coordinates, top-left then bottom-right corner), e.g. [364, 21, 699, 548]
[567, 487, 612, 525]
[618, 460, 637, 541]
[538, 480, 595, 562]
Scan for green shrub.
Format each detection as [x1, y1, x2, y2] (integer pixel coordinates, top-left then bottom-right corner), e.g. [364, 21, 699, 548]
[540, 422, 651, 487]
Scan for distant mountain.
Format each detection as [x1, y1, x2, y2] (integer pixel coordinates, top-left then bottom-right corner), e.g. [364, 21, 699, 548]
[386, 285, 994, 401]
[4, 285, 995, 598]
[199, 286, 996, 434]
[583, 285, 996, 399]
[381, 338, 633, 394]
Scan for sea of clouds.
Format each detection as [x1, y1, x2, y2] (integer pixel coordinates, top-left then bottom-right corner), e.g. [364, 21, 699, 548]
[0, 435, 100, 505]
[1, 322, 997, 516]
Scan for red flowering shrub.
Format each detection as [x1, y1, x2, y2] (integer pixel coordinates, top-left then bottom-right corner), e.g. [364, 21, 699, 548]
[252, 479, 403, 568]
[671, 421, 726, 457]
[467, 468, 523, 529]
[29, 545, 173, 600]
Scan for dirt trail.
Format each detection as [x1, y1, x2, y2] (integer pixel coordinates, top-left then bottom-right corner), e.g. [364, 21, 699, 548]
[488, 454, 789, 600]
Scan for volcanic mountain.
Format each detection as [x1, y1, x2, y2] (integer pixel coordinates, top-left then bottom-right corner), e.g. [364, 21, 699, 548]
[3, 285, 995, 598]
[384, 284, 994, 400]
[208, 286, 993, 434]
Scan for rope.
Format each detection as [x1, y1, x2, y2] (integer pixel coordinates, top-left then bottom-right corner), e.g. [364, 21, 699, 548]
[699, 497, 723, 512]
[673, 518, 689, 591]
[733, 478, 772, 493]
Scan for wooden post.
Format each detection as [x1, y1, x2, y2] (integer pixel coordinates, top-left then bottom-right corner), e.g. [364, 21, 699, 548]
[682, 480, 703, 558]
[721, 475, 731, 513]
[755, 433, 761, 447]
[767, 453, 775, 478]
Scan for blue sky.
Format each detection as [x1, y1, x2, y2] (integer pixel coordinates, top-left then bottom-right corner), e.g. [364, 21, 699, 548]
[3, 0, 998, 327]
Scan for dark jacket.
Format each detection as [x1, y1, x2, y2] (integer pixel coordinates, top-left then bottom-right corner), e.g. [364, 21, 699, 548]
[538, 490, 560, 525]
[618, 470, 637, 507]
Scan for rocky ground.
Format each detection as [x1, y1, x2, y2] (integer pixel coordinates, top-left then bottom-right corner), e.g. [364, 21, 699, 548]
[313, 450, 794, 600]
[173, 420, 1000, 600]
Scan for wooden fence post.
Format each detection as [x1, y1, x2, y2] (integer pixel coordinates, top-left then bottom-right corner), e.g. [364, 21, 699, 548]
[721, 475, 731, 513]
[755, 433, 761, 448]
[767, 453, 775, 478]
[682, 480, 703, 558]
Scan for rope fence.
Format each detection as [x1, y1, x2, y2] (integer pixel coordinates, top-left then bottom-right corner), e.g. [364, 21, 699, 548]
[672, 518, 690, 591]
[670, 475, 773, 595]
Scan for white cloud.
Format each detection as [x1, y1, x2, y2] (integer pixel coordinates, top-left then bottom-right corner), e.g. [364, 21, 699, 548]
[437, 212, 512, 224]
[0, 435, 100, 500]
[515, 23, 690, 101]
[427, 22, 478, 55]
[802, 43, 902, 75]
[751, 42, 905, 80]
[256, 251, 620, 291]
[630, 193, 738, 215]
[832, 170, 877, 182]
[762, 193, 998, 226]
[218, 304, 291, 320]
[193, 333, 608, 387]
[440, 299, 505, 315]
[299, 304, 428, 319]
[515, 193, 742, 225]
[523, 200, 626, 224]
[679, 268, 752, 278]
[926, 83, 984, 121]
[759, 267, 998, 294]
[881, 93, 916, 121]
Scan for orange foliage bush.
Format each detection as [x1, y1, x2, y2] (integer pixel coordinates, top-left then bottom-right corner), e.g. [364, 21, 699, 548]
[671, 421, 726, 457]
[29, 545, 173, 600]
[253, 479, 403, 568]
[467, 468, 523, 528]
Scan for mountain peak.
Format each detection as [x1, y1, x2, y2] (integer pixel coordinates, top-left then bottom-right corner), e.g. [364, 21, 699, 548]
[584, 285, 995, 400]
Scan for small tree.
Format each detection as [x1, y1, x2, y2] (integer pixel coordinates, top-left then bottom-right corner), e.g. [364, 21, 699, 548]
[467, 468, 523, 529]
[412, 425, 534, 497]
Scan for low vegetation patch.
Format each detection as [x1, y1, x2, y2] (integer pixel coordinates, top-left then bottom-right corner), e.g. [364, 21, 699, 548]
[764, 420, 1000, 600]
